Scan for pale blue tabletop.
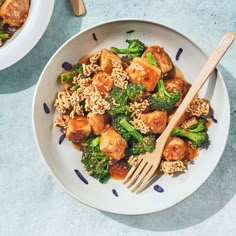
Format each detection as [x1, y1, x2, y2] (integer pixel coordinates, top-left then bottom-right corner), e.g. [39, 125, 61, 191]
[0, 0, 236, 235]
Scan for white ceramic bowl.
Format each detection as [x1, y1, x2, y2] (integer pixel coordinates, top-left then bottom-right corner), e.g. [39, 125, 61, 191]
[0, 0, 55, 70]
[32, 19, 230, 215]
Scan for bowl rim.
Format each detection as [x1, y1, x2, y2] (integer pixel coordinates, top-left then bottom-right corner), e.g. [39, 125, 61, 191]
[32, 18, 230, 215]
[0, 0, 55, 70]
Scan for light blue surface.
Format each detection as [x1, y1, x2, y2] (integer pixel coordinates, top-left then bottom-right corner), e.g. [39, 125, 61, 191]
[0, 0, 235, 235]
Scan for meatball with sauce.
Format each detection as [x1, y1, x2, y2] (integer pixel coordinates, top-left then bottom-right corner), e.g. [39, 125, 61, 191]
[66, 117, 91, 144]
[92, 72, 113, 98]
[87, 112, 109, 135]
[141, 110, 167, 134]
[163, 137, 189, 161]
[167, 108, 191, 126]
[100, 127, 127, 161]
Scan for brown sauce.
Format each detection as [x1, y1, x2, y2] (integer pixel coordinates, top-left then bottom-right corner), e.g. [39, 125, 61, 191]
[188, 146, 199, 160]
[109, 161, 129, 180]
[72, 142, 82, 151]
[174, 66, 185, 80]
[78, 51, 99, 64]
[175, 66, 192, 95]
[181, 146, 199, 167]
[206, 118, 212, 128]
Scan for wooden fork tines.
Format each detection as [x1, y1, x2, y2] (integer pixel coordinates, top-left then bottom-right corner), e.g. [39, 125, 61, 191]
[124, 136, 166, 194]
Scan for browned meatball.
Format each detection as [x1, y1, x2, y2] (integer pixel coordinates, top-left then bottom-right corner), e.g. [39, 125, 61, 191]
[66, 117, 91, 143]
[167, 108, 191, 126]
[141, 110, 167, 134]
[163, 137, 189, 161]
[100, 127, 127, 161]
[87, 112, 109, 135]
[92, 72, 113, 98]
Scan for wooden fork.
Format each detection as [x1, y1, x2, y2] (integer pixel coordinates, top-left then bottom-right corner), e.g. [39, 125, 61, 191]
[124, 32, 235, 194]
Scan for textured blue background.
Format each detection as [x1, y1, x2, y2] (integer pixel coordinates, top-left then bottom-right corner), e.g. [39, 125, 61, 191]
[0, 0, 235, 235]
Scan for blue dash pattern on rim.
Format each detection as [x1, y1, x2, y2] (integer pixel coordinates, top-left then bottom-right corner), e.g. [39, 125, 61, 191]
[74, 169, 89, 184]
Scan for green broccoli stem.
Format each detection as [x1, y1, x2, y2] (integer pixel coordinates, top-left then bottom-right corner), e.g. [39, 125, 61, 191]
[60, 72, 75, 83]
[0, 33, 9, 39]
[119, 118, 143, 143]
[73, 63, 84, 74]
[110, 47, 130, 54]
[111, 47, 143, 54]
[146, 52, 157, 66]
[157, 79, 170, 97]
[91, 136, 101, 147]
[110, 39, 146, 59]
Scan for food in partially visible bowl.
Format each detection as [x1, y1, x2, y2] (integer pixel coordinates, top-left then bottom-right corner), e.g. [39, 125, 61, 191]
[53, 39, 212, 184]
[0, 0, 30, 46]
[0, 0, 54, 70]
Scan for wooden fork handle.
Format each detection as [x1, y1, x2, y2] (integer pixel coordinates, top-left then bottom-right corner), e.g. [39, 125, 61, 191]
[70, 0, 86, 16]
[162, 32, 235, 139]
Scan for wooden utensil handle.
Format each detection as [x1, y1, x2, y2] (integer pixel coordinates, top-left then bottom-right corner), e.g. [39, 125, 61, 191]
[70, 0, 86, 16]
[162, 32, 235, 140]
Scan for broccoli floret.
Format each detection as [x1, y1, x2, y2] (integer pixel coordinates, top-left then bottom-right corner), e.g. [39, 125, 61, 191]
[171, 126, 208, 148]
[109, 105, 130, 117]
[81, 136, 110, 183]
[108, 86, 128, 104]
[60, 63, 88, 84]
[119, 118, 156, 154]
[171, 118, 208, 148]
[146, 52, 158, 66]
[126, 83, 145, 102]
[130, 134, 156, 155]
[188, 118, 206, 133]
[73, 63, 88, 78]
[107, 87, 130, 116]
[112, 116, 131, 142]
[60, 72, 76, 83]
[110, 39, 146, 59]
[148, 79, 180, 113]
